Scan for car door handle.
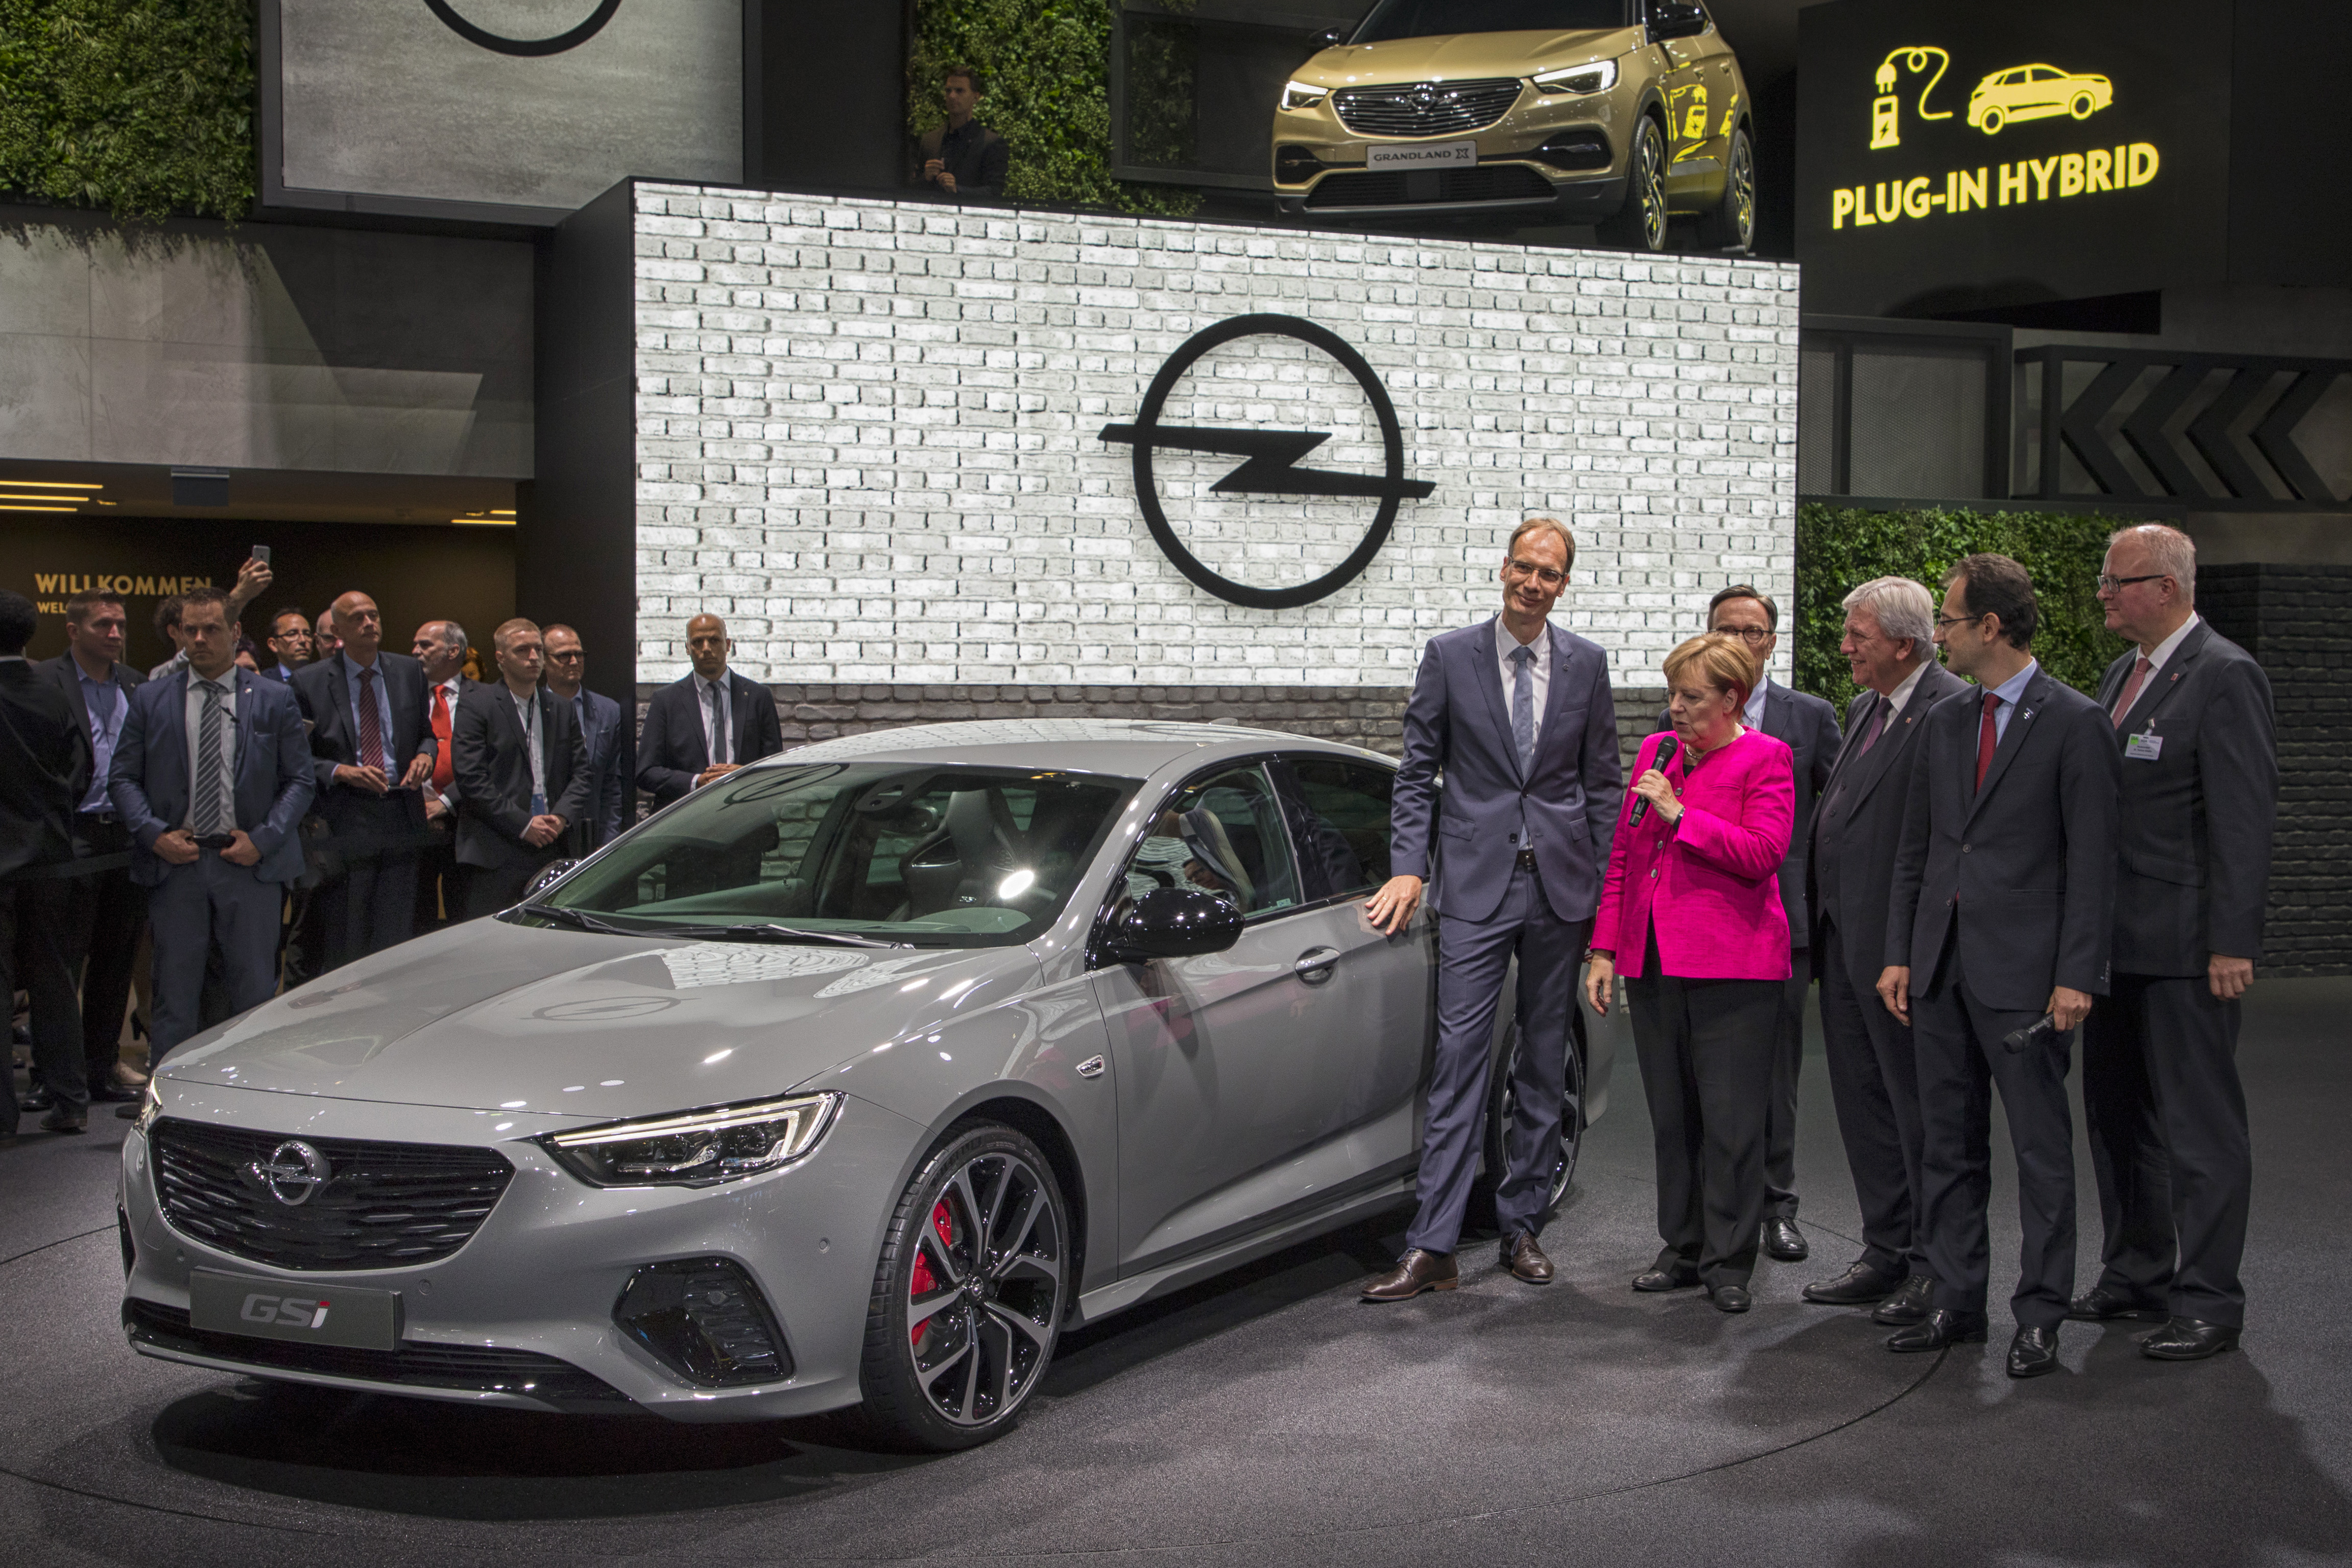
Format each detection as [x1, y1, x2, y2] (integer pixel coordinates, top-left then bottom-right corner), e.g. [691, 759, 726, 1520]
[1293, 947, 1340, 984]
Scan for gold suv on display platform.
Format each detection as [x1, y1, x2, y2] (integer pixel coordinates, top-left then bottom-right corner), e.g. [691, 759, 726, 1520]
[1270, 0, 1754, 253]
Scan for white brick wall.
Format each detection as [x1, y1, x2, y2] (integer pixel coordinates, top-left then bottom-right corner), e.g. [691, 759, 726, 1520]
[633, 183, 1800, 691]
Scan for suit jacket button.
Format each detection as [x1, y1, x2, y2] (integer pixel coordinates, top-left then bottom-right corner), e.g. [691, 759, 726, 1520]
[1961, 843, 1971, 853]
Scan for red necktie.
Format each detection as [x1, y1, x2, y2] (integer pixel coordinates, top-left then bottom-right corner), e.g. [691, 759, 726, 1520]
[1974, 690, 2000, 792]
[357, 666, 388, 776]
[2110, 655, 2153, 729]
[431, 685, 454, 790]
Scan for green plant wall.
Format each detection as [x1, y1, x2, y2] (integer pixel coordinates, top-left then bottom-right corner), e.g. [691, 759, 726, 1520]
[0, 0, 256, 222]
[1794, 504, 2132, 715]
[908, 0, 1199, 216]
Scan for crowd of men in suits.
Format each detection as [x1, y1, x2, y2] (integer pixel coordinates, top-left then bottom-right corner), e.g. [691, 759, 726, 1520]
[1, 566, 781, 1133]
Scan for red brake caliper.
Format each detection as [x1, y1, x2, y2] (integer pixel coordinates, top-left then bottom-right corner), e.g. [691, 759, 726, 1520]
[909, 1199, 953, 1347]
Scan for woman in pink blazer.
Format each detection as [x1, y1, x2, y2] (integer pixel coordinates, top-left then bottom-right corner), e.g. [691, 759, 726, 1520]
[1585, 633, 1796, 1312]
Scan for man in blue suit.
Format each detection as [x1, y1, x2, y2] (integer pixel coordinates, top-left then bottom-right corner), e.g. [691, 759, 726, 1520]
[109, 588, 315, 1063]
[544, 624, 628, 849]
[1362, 517, 1624, 1299]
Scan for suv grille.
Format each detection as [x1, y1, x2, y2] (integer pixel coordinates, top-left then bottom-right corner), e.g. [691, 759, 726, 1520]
[1335, 78, 1523, 137]
[1307, 165, 1557, 209]
[125, 1299, 632, 1409]
[151, 1120, 513, 1271]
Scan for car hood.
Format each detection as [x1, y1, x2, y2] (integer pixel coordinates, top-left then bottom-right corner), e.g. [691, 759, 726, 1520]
[1303, 28, 1637, 87]
[159, 921, 1043, 1119]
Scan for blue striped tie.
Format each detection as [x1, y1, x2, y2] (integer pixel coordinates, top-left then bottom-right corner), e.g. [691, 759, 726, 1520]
[1509, 645, 1535, 774]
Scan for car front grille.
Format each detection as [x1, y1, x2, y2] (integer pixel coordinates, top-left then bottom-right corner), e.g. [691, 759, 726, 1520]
[1307, 165, 1558, 209]
[151, 1120, 514, 1271]
[1335, 78, 1523, 137]
[125, 1299, 633, 1409]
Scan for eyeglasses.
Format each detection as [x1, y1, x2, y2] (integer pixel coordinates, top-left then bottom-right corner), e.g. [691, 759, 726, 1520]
[545, 648, 585, 661]
[1502, 558, 1566, 588]
[1711, 626, 1773, 645]
[2096, 572, 2166, 592]
[1934, 611, 1988, 630]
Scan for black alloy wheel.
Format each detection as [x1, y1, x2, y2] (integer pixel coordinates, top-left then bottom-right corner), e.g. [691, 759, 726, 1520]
[859, 1122, 1069, 1450]
[1478, 1021, 1587, 1220]
[1599, 115, 1669, 252]
[1695, 125, 1756, 254]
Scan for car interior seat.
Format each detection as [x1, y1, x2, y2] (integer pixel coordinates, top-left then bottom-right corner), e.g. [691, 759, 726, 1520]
[899, 789, 1023, 917]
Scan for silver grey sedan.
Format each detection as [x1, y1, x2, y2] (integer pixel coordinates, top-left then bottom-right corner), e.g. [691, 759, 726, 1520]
[119, 720, 1612, 1449]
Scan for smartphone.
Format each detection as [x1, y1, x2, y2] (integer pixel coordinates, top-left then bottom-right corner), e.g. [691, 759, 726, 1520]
[251, 544, 272, 565]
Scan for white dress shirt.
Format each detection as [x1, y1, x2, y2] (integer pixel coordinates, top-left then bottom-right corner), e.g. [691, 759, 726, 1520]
[1742, 675, 1774, 729]
[2139, 612, 2201, 674]
[182, 671, 238, 831]
[1493, 618, 1551, 750]
[1882, 661, 1931, 716]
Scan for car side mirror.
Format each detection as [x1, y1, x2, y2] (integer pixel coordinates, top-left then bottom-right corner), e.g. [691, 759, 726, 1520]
[1647, 1, 1708, 42]
[526, 859, 579, 899]
[1311, 26, 1347, 49]
[1106, 887, 1243, 961]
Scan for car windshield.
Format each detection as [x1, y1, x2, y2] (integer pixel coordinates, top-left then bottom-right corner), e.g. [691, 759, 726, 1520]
[1353, 0, 1627, 44]
[530, 763, 1141, 948]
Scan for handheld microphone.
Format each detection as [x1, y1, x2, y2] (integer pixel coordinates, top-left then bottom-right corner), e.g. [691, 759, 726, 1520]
[2002, 1013, 2059, 1054]
[1629, 733, 1681, 828]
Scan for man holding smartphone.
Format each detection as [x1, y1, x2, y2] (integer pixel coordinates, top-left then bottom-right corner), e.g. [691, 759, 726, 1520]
[108, 588, 314, 1063]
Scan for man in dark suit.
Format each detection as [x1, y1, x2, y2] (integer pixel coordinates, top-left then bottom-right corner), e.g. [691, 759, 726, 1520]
[1880, 554, 2120, 1378]
[1657, 585, 1839, 1261]
[453, 619, 592, 917]
[38, 589, 148, 1108]
[2073, 524, 2278, 1362]
[260, 608, 313, 683]
[1360, 517, 1624, 1299]
[0, 590, 92, 1133]
[107, 588, 314, 1064]
[1801, 577, 1967, 1325]
[411, 618, 476, 930]
[544, 624, 629, 849]
[290, 591, 436, 969]
[635, 614, 782, 812]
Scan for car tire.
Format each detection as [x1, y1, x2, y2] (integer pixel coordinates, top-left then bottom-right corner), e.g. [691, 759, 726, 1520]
[1693, 124, 1755, 254]
[857, 1120, 1071, 1452]
[1475, 1020, 1587, 1224]
[1597, 115, 1669, 252]
[2070, 91, 2096, 119]
[1980, 106, 2005, 134]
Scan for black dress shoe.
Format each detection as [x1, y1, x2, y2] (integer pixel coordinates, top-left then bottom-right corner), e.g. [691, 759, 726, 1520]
[20, 1084, 54, 1113]
[1803, 1260, 1902, 1306]
[38, 1106, 87, 1135]
[115, 1101, 144, 1120]
[1761, 1217, 1809, 1261]
[2139, 1317, 2240, 1361]
[1633, 1265, 1701, 1292]
[2007, 1324, 2060, 1378]
[1886, 1308, 1988, 1353]
[1501, 1232, 1555, 1285]
[1361, 1248, 1459, 1302]
[88, 1082, 140, 1104]
[1710, 1283, 1753, 1313]
[2067, 1284, 2165, 1322]
[1871, 1274, 1938, 1325]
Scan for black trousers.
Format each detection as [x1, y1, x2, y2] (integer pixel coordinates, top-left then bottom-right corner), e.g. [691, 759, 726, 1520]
[1817, 918, 1926, 1278]
[2, 877, 87, 1120]
[64, 813, 146, 1089]
[1913, 946, 2077, 1329]
[460, 851, 561, 921]
[1763, 945, 1809, 1220]
[318, 793, 421, 970]
[2084, 973, 2253, 1328]
[1627, 933, 1780, 1290]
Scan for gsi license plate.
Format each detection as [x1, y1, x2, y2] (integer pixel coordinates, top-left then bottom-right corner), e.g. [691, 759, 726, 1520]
[1365, 140, 1478, 170]
[188, 1268, 400, 1350]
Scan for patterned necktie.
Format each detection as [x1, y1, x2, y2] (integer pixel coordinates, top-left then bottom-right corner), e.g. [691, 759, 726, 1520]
[704, 680, 730, 765]
[431, 685, 454, 791]
[2110, 655, 2154, 728]
[1974, 690, 2001, 792]
[357, 665, 388, 775]
[195, 679, 231, 835]
[1509, 644, 1536, 773]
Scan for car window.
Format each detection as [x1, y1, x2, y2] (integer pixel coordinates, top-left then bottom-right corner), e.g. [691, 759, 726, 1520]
[1353, 0, 1629, 45]
[537, 763, 1138, 947]
[1119, 764, 1301, 918]
[1280, 757, 1397, 901]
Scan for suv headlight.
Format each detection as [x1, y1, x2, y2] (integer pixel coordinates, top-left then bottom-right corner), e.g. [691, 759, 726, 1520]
[1532, 59, 1618, 95]
[540, 1093, 841, 1188]
[1282, 80, 1330, 110]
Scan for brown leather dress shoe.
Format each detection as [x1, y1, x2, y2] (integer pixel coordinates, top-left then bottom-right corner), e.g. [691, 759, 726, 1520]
[1502, 1233, 1554, 1284]
[1361, 1248, 1459, 1301]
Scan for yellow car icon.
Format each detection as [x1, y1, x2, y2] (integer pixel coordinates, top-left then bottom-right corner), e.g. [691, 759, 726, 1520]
[1966, 64, 2113, 135]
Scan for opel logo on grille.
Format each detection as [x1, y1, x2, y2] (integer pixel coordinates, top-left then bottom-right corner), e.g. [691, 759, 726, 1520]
[250, 1140, 331, 1207]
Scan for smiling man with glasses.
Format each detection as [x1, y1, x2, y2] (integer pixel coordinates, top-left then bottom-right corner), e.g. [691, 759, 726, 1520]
[1655, 584, 1842, 1267]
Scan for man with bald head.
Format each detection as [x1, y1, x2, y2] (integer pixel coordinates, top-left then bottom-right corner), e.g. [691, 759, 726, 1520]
[634, 613, 782, 811]
[290, 590, 436, 967]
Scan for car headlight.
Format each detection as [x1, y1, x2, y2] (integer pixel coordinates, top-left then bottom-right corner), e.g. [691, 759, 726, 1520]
[540, 1093, 841, 1188]
[1532, 59, 1618, 95]
[132, 1080, 162, 1137]
[1282, 80, 1329, 110]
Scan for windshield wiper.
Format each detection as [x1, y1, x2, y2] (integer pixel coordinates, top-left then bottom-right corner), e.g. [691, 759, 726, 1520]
[512, 903, 639, 937]
[654, 922, 908, 949]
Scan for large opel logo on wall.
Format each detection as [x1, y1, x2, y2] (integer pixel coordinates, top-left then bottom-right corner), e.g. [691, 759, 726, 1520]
[1100, 314, 1434, 611]
[424, 0, 621, 57]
